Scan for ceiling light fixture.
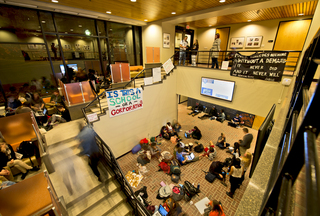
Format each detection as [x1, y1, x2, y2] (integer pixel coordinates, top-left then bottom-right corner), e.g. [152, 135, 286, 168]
[248, 20, 252, 22]
[70, 29, 74, 31]
[144, 19, 148, 21]
[298, 13, 304, 16]
[79, 25, 82, 27]
[171, 12, 176, 15]
[131, 0, 137, 2]
[85, 30, 91, 36]
[106, 11, 111, 14]
[52, 0, 59, 3]
[219, 0, 226, 3]
[41, 21, 46, 23]
[209, 25, 212, 27]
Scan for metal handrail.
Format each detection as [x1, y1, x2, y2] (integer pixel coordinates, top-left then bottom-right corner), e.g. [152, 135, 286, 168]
[94, 134, 151, 216]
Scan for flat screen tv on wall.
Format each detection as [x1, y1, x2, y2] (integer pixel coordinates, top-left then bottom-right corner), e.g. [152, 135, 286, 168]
[200, 77, 235, 102]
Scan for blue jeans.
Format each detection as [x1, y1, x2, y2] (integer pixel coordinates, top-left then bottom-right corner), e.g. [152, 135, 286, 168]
[212, 58, 219, 69]
[179, 51, 186, 65]
[0, 181, 16, 190]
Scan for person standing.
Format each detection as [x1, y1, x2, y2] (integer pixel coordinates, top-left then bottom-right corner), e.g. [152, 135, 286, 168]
[226, 158, 244, 198]
[51, 43, 57, 60]
[192, 39, 199, 66]
[210, 33, 221, 69]
[239, 128, 253, 155]
[179, 36, 188, 66]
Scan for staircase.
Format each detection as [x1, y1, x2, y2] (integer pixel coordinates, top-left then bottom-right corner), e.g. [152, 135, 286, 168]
[45, 121, 133, 216]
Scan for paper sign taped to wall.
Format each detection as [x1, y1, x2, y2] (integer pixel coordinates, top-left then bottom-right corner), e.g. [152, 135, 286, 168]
[87, 113, 98, 122]
[106, 88, 143, 118]
[163, 58, 174, 74]
[153, 67, 162, 82]
[221, 61, 229, 70]
[144, 77, 153, 86]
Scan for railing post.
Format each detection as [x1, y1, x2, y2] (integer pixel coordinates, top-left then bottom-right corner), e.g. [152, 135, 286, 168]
[63, 84, 71, 106]
[79, 82, 85, 103]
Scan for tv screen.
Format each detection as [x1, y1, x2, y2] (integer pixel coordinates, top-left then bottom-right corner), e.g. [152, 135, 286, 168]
[59, 64, 78, 75]
[201, 77, 235, 102]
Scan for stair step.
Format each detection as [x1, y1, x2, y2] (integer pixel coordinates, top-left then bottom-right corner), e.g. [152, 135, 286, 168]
[107, 201, 133, 216]
[67, 180, 122, 216]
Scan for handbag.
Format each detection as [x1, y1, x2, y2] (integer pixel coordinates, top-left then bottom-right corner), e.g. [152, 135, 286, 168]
[202, 170, 216, 183]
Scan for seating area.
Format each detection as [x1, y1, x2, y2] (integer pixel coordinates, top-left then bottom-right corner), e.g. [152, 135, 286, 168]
[117, 102, 258, 216]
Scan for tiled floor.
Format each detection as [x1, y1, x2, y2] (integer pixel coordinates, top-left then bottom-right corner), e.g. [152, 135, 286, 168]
[117, 102, 258, 216]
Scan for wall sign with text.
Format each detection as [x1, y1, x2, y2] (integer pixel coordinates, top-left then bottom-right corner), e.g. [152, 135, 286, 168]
[106, 88, 143, 118]
[230, 52, 288, 82]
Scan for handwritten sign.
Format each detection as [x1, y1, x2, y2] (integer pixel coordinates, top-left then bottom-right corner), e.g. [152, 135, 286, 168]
[230, 52, 288, 82]
[87, 113, 98, 122]
[106, 88, 143, 118]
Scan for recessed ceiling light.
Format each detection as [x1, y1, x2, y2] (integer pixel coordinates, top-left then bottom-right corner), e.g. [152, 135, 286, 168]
[248, 20, 252, 22]
[209, 25, 212, 27]
[219, 0, 226, 3]
[144, 19, 148, 21]
[52, 0, 59, 3]
[171, 12, 176, 15]
[298, 13, 304, 16]
[85, 30, 91, 36]
[131, 0, 137, 2]
[65, 32, 68, 34]
[110, 29, 113, 31]
[78, 25, 82, 27]
[70, 29, 73, 31]
[106, 11, 111, 14]
[41, 20, 46, 23]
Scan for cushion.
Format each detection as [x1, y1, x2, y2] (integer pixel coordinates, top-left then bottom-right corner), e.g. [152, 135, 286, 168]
[132, 144, 142, 154]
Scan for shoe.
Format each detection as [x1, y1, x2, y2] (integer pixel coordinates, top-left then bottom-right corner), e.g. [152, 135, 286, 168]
[226, 150, 232, 154]
[21, 170, 29, 180]
[226, 192, 233, 198]
[43, 122, 48, 127]
[31, 166, 40, 171]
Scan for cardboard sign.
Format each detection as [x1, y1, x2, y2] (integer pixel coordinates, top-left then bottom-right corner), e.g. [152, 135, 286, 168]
[163, 58, 174, 74]
[106, 88, 143, 118]
[87, 113, 98, 122]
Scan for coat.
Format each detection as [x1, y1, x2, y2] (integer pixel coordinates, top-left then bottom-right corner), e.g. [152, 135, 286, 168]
[210, 38, 221, 58]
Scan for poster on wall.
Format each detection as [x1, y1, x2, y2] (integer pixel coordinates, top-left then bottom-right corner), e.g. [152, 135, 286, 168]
[106, 88, 143, 118]
[163, 58, 174, 74]
[246, 36, 263, 48]
[83, 45, 90, 51]
[64, 44, 71, 50]
[75, 44, 80, 50]
[27, 44, 38, 50]
[230, 37, 244, 48]
[230, 52, 288, 82]
[163, 33, 170, 48]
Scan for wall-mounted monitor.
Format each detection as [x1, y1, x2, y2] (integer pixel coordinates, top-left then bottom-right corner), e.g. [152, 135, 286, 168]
[200, 77, 235, 102]
[59, 64, 78, 75]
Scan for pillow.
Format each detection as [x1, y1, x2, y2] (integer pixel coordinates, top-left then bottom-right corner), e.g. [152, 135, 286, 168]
[132, 144, 142, 154]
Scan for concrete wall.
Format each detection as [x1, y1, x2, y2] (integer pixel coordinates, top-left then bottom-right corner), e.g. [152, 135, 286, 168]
[93, 72, 178, 158]
[176, 67, 292, 119]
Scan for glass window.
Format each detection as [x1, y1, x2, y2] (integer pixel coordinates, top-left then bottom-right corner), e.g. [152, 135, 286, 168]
[97, 20, 106, 36]
[39, 11, 55, 32]
[54, 13, 96, 36]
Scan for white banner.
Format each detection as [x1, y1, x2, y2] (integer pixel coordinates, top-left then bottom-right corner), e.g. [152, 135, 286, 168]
[106, 88, 143, 118]
[163, 58, 174, 74]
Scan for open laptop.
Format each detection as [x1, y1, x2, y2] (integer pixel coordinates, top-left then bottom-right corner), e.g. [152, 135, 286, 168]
[187, 152, 195, 161]
[35, 108, 47, 117]
[153, 205, 168, 216]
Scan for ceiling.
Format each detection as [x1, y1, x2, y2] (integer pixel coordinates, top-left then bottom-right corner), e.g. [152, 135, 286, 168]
[183, 0, 318, 28]
[36, 0, 245, 22]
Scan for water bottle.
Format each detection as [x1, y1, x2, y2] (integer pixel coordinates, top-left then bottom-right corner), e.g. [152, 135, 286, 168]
[197, 183, 200, 190]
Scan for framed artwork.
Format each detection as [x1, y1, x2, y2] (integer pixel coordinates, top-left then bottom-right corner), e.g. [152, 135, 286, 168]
[230, 37, 244, 48]
[64, 44, 71, 50]
[75, 44, 80, 50]
[27, 44, 38, 50]
[163, 33, 170, 48]
[246, 36, 263, 48]
[83, 45, 90, 51]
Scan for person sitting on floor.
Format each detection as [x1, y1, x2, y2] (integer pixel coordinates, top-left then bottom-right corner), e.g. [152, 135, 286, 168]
[0, 141, 39, 180]
[209, 160, 227, 186]
[226, 158, 244, 198]
[15, 101, 33, 115]
[45, 105, 71, 130]
[205, 200, 225, 216]
[172, 120, 182, 132]
[215, 109, 226, 122]
[150, 142, 161, 160]
[216, 133, 230, 149]
[160, 126, 171, 140]
[176, 147, 203, 165]
[137, 144, 151, 166]
[199, 106, 218, 120]
[203, 141, 217, 160]
[50, 89, 62, 104]
[188, 102, 203, 117]
[192, 126, 202, 140]
[228, 114, 243, 128]
[166, 122, 179, 137]
[226, 142, 241, 159]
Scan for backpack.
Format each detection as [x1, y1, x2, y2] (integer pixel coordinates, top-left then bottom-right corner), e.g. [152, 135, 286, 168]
[134, 186, 148, 199]
[172, 186, 184, 201]
[170, 164, 181, 175]
[171, 174, 180, 183]
[158, 162, 170, 174]
[164, 197, 176, 211]
[183, 181, 200, 200]
[18, 141, 36, 164]
[208, 151, 216, 161]
[202, 170, 216, 183]
[194, 143, 204, 153]
[159, 185, 172, 198]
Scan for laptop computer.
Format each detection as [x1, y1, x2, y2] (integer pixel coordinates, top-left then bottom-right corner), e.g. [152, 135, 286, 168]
[187, 152, 195, 161]
[35, 108, 47, 117]
[153, 205, 168, 216]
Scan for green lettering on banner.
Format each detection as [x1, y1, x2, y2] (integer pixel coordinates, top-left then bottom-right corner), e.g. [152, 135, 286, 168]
[127, 96, 131, 101]
[109, 98, 115, 106]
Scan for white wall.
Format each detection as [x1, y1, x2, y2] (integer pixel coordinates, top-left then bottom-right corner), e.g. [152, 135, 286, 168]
[93, 72, 178, 158]
[176, 67, 291, 119]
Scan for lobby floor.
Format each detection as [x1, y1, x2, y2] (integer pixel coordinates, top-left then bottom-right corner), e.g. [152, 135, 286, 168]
[117, 102, 258, 216]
